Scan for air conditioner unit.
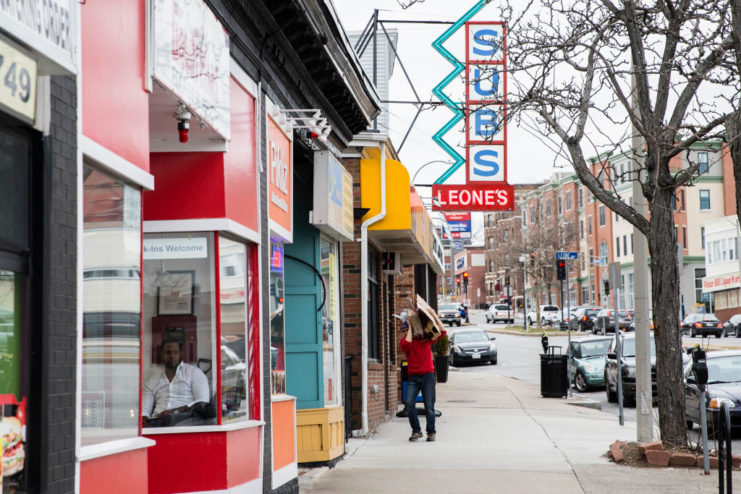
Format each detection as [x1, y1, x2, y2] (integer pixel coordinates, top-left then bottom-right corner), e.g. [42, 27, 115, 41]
[382, 252, 402, 275]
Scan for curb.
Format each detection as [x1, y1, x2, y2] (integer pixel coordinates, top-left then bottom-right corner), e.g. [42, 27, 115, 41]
[567, 398, 602, 410]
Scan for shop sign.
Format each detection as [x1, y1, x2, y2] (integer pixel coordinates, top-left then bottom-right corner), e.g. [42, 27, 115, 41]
[702, 273, 740, 293]
[153, 0, 230, 139]
[432, 183, 514, 211]
[143, 237, 208, 260]
[0, 0, 75, 73]
[311, 151, 353, 242]
[0, 36, 36, 122]
[268, 115, 292, 242]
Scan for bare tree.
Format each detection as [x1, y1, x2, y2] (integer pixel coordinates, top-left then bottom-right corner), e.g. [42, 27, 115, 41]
[727, 1, 741, 229]
[501, 0, 735, 445]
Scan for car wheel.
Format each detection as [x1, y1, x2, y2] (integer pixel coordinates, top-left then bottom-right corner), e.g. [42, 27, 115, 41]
[737, 328, 741, 338]
[686, 420, 693, 430]
[541, 318, 546, 326]
[449, 353, 456, 367]
[490, 358, 497, 365]
[606, 376, 617, 403]
[528, 317, 533, 326]
[456, 321, 461, 327]
[574, 371, 588, 393]
[690, 329, 696, 337]
[716, 332, 722, 339]
[623, 394, 636, 408]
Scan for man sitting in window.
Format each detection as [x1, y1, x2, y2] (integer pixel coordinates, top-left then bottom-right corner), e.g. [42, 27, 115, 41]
[142, 338, 211, 427]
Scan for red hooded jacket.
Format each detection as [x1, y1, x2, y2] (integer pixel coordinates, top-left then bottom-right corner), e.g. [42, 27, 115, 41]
[400, 330, 446, 376]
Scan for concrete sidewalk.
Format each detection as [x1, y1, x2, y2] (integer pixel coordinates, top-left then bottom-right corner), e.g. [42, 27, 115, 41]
[299, 370, 737, 493]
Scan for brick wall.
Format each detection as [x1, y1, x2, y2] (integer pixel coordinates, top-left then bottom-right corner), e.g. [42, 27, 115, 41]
[33, 75, 78, 493]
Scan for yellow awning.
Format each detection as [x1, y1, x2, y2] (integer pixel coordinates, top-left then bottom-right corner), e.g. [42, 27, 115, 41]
[360, 156, 443, 274]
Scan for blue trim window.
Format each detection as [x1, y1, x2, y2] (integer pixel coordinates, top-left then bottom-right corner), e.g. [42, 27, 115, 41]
[699, 190, 710, 210]
[698, 152, 709, 174]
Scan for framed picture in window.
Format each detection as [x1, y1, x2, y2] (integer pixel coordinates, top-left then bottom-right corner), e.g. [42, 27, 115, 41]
[157, 270, 195, 316]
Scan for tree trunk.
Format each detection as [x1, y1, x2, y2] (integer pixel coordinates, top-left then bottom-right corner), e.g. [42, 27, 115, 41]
[648, 185, 687, 446]
[726, 111, 741, 229]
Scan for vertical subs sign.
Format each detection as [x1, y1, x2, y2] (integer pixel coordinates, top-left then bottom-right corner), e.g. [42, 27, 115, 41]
[432, 17, 513, 212]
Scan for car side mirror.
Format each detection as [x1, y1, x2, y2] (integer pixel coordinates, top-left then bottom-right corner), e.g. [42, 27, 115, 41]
[607, 352, 617, 359]
[489, 335, 496, 341]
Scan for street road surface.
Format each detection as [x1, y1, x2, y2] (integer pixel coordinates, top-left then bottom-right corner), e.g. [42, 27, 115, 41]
[455, 310, 741, 450]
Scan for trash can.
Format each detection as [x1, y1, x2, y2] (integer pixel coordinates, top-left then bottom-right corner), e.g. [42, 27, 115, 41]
[540, 346, 569, 398]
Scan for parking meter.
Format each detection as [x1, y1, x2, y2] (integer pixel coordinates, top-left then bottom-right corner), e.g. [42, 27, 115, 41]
[692, 346, 708, 390]
[541, 333, 549, 353]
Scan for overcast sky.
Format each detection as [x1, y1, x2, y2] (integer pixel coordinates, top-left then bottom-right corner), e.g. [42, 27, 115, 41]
[331, 0, 570, 187]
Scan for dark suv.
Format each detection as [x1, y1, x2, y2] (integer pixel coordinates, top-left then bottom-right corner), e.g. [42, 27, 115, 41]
[571, 307, 600, 332]
[604, 333, 657, 406]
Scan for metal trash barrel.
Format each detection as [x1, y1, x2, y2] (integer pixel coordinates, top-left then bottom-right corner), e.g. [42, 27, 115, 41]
[540, 345, 569, 398]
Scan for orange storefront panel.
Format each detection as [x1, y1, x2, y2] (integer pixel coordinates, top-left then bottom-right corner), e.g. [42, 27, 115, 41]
[267, 116, 292, 240]
[80, 448, 149, 494]
[272, 399, 296, 471]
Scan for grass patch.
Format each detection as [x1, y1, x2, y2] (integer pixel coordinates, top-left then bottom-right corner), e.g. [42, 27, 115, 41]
[485, 326, 568, 337]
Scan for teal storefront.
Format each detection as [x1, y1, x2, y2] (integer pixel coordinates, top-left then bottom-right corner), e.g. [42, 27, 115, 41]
[284, 150, 352, 463]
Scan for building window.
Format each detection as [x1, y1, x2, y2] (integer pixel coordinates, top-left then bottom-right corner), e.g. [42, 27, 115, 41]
[545, 199, 552, 216]
[141, 232, 219, 425]
[599, 241, 609, 263]
[626, 273, 634, 310]
[695, 268, 707, 311]
[83, 166, 142, 444]
[588, 216, 593, 236]
[558, 196, 562, 215]
[616, 237, 621, 257]
[615, 211, 619, 222]
[682, 227, 687, 249]
[522, 209, 527, 226]
[580, 220, 584, 239]
[367, 248, 380, 360]
[581, 286, 589, 305]
[599, 206, 605, 226]
[674, 226, 678, 243]
[320, 239, 341, 406]
[566, 191, 572, 210]
[698, 152, 709, 174]
[578, 188, 584, 207]
[701, 227, 705, 249]
[681, 189, 685, 211]
[671, 193, 677, 211]
[631, 234, 634, 254]
[623, 235, 627, 257]
[699, 190, 710, 210]
[730, 236, 736, 261]
[713, 240, 721, 264]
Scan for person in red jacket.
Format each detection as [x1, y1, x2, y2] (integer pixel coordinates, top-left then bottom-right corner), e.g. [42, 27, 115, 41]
[400, 324, 446, 442]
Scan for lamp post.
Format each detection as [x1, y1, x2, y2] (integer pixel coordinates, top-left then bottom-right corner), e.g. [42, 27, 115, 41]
[519, 255, 528, 331]
[410, 159, 455, 186]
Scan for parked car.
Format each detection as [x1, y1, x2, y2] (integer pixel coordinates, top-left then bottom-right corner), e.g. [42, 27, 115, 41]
[438, 303, 462, 327]
[682, 313, 723, 338]
[527, 305, 560, 326]
[568, 336, 612, 392]
[591, 309, 633, 334]
[722, 314, 741, 337]
[448, 329, 497, 366]
[628, 310, 654, 331]
[604, 332, 657, 406]
[570, 307, 600, 332]
[684, 350, 741, 433]
[486, 303, 514, 324]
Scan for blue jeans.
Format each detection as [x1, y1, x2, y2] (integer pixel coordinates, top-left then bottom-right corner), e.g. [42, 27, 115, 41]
[405, 372, 436, 434]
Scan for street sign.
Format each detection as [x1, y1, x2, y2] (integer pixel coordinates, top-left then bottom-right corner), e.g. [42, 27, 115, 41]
[555, 251, 578, 260]
[453, 240, 463, 250]
[431, 183, 515, 211]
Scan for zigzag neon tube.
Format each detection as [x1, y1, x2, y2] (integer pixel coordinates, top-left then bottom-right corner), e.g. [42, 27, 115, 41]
[432, 0, 489, 185]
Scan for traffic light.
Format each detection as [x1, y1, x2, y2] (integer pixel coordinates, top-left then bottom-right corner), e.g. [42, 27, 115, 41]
[463, 271, 469, 288]
[556, 259, 566, 281]
[603, 279, 610, 296]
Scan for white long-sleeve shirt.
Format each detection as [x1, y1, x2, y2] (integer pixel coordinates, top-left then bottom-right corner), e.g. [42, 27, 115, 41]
[142, 362, 210, 418]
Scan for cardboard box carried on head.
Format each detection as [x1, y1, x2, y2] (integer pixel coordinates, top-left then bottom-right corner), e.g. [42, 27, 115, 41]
[416, 295, 444, 338]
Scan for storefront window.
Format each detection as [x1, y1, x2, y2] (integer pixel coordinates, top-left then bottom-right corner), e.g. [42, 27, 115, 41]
[219, 236, 249, 422]
[270, 240, 286, 395]
[82, 166, 141, 445]
[142, 233, 217, 427]
[320, 240, 340, 406]
[0, 271, 26, 491]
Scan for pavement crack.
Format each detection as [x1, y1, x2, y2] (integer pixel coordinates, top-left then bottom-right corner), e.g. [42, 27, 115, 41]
[504, 384, 587, 494]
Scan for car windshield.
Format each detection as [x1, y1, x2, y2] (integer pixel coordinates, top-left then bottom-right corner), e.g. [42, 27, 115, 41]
[495, 305, 509, 310]
[440, 304, 458, 311]
[454, 331, 490, 343]
[706, 355, 741, 384]
[585, 309, 599, 316]
[703, 314, 718, 320]
[618, 311, 631, 318]
[580, 339, 611, 357]
[543, 306, 558, 312]
[621, 337, 656, 358]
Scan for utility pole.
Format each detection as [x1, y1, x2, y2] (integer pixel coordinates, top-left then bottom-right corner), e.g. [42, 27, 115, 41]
[631, 4, 654, 441]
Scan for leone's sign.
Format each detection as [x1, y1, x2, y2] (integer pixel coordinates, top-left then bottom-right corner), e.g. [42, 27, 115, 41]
[431, 183, 514, 211]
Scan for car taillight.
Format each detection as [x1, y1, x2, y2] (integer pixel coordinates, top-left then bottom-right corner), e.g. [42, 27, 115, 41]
[581, 316, 586, 321]
[695, 322, 702, 328]
[717, 323, 723, 328]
